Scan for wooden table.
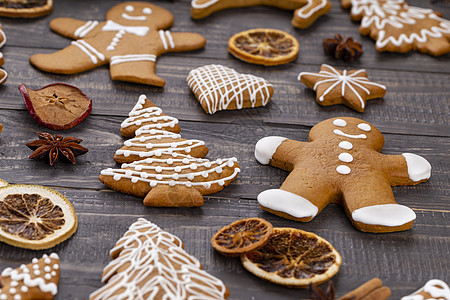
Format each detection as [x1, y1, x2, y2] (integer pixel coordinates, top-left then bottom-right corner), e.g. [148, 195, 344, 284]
[0, 0, 448, 299]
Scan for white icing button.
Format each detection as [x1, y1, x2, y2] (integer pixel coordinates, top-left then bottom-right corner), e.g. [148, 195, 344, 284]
[11, 281, 18, 287]
[125, 5, 134, 12]
[143, 7, 152, 14]
[14, 294, 21, 300]
[53, 264, 59, 270]
[45, 274, 52, 280]
[50, 253, 59, 260]
[336, 165, 351, 174]
[21, 286, 28, 293]
[34, 270, 40, 275]
[338, 153, 353, 163]
[33, 264, 39, 269]
[338, 141, 353, 150]
[0, 294, 6, 300]
[333, 118, 347, 127]
[32, 258, 38, 263]
[357, 123, 371, 131]
[44, 266, 51, 272]
[257, 189, 318, 219]
[51, 271, 56, 276]
[9, 288, 16, 294]
[352, 204, 416, 227]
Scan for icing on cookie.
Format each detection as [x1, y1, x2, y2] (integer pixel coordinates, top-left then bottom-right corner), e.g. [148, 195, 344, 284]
[159, 30, 175, 50]
[187, 64, 273, 114]
[296, 0, 328, 19]
[333, 129, 367, 139]
[74, 20, 99, 38]
[102, 20, 149, 37]
[336, 165, 351, 174]
[254, 136, 287, 165]
[352, 204, 416, 226]
[402, 153, 432, 182]
[338, 141, 353, 150]
[338, 153, 353, 163]
[71, 40, 105, 64]
[333, 118, 347, 127]
[191, 0, 219, 9]
[357, 123, 371, 131]
[401, 279, 450, 300]
[258, 189, 318, 219]
[89, 218, 229, 299]
[110, 54, 157, 66]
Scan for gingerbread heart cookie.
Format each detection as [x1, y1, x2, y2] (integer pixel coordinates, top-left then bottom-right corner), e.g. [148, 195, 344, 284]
[342, 0, 450, 56]
[191, 0, 331, 29]
[255, 117, 431, 233]
[30, 2, 206, 87]
[187, 65, 273, 114]
[90, 218, 230, 299]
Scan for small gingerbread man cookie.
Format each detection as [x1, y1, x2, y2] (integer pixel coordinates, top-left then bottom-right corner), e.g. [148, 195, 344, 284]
[30, 2, 206, 87]
[255, 117, 431, 233]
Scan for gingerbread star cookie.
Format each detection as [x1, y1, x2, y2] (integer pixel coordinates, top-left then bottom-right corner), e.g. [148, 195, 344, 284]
[191, 0, 331, 29]
[90, 218, 230, 299]
[99, 95, 240, 207]
[401, 279, 450, 300]
[30, 2, 206, 87]
[342, 0, 450, 56]
[0, 253, 60, 300]
[255, 117, 431, 233]
[187, 65, 274, 114]
[298, 64, 386, 112]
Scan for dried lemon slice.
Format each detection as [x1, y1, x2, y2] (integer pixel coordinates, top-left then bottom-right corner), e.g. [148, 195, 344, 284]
[0, 184, 77, 249]
[211, 218, 273, 257]
[228, 28, 300, 66]
[241, 227, 341, 288]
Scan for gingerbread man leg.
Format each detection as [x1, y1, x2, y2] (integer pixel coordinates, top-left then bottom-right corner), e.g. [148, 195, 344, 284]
[109, 57, 165, 87]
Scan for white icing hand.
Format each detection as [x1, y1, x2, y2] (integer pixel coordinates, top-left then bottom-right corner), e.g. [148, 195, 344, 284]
[402, 153, 432, 182]
[254, 136, 287, 165]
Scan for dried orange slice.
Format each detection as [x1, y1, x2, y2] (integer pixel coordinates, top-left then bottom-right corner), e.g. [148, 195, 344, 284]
[0, 179, 7, 187]
[211, 217, 273, 257]
[0, 184, 77, 249]
[241, 227, 341, 288]
[228, 28, 299, 66]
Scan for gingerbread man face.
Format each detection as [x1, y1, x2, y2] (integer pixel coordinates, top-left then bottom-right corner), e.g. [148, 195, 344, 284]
[255, 117, 431, 233]
[106, 2, 173, 29]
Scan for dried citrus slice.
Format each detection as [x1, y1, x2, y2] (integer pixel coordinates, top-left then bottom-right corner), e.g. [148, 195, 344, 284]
[241, 227, 341, 288]
[0, 184, 77, 249]
[228, 28, 299, 66]
[211, 218, 273, 257]
[0, 179, 7, 187]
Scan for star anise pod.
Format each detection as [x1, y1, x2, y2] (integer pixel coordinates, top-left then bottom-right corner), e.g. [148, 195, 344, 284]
[26, 132, 88, 166]
[323, 34, 363, 62]
[310, 281, 336, 300]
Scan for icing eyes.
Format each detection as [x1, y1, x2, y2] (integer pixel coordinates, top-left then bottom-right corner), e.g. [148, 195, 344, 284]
[333, 119, 347, 127]
[125, 5, 134, 12]
[357, 123, 371, 132]
[143, 7, 152, 15]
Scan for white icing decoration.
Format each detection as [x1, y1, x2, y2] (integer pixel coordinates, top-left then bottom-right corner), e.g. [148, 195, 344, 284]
[107, 29, 125, 51]
[357, 123, 371, 131]
[258, 189, 318, 219]
[110, 54, 156, 66]
[336, 165, 351, 174]
[402, 153, 431, 182]
[14, 295, 21, 300]
[255, 136, 287, 165]
[143, 7, 152, 14]
[191, 0, 219, 9]
[402, 279, 450, 300]
[299, 64, 386, 109]
[20, 286, 28, 293]
[71, 40, 105, 64]
[333, 118, 347, 127]
[44, 266, 51, 272]
[188, 64, 273, 114]
[31, 259, 38, 264]
[53, 264, 59, 270]
[74, 20, 99, 38]
[338, 153, 353, 163]
[297, 0, 328, 19]
[352, 204, 416, 226]
[33, 270, 40, 276]
[9, 288, 16, 294]
[159, 30, 175, 50]
[0, 68, 6, 85]
[0, 294, 5, 300]
[0, 27, 6, 48]
[125, 5, 134, 12]
[334, 129, 367, 139]
[45, 274, 51, 280]
[102, 20, 149, 37]
[49, 253, 59, 260]
[121, 13, 146, 21]
[89, 218, 228, 299]
[339, 141, 353, 150]
[11, 281, 18, 287]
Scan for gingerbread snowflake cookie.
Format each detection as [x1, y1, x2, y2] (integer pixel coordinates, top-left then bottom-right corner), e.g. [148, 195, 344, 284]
[30, 2, 206, 87]
[342, 0, 450, 56]
[402, 279, 450, 300]
[255, 117, 431, 233]
[191, 0, 331, 29]
[0, 253, 60, 300]
[90, 218, 230, 299]
[99, 95, 240, 207]
[298, 64, 386, 112]
[187, 65, 274, 114]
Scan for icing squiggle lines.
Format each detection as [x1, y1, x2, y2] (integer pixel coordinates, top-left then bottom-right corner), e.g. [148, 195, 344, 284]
[159, 30, 175, 50]
[71, 40, 105, 64]
[110, 54, 156, 66]
[187, 64, 272, 114]
[89, 218, 228, 299]
[333, 129, 367, 139]
[74, 20, 99, 38]
[401, 279, 450, 300]
[191, 0, 219, 9]
[297, 0, 328, 19]
[121, 13, 146, 21]
[102, 20, 149, 37]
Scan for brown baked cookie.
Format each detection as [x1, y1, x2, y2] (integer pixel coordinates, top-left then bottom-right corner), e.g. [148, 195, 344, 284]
[0, 0, 52, 18]
[298, 64, 386, 112]
[90, 218, 230, 299]
[191, 0, 331, 29]
[99, 95, 240, 207]
[0, 253, 60, 300]
[187, 65, 274, 114]
[30, 2, 206, 87]
[401, 279, 450, 300]
[255, 117, 431, 233]
[342, 0, 450, 56]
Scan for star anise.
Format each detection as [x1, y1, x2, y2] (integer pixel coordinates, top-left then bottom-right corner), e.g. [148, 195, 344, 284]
[26, 132, 88, 166]
[310, 281, 336, 300]
[323, 34, 363, 62]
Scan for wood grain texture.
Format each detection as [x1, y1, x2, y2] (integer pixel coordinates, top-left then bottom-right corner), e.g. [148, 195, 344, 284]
[0, 0, 448, 299]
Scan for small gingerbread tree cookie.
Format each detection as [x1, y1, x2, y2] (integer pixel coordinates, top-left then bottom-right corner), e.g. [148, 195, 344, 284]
[255, 117, 431, 233]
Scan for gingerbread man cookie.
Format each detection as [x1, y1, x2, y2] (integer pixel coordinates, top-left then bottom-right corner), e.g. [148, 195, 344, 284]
[30, 2, 206, 87]
[402, 279, 450, 300]
[255, 117, 431, 233]
[342, 0, 450, 56]
[0, 253, 60, 300]
[191, 0, 331, 29]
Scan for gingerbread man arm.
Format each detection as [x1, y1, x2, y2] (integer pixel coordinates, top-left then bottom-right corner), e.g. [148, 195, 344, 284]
[255, 137, 306, 170]
[380, 152, 431, 186]
[50, 18, 101, 39]
[158, 31, 206, 54]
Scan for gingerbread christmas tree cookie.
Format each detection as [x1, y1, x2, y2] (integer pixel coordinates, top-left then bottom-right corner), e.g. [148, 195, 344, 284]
[298, 64, 386, 112]
[255, 117, 431, 233]
[30, 2, 206, 87]
[90, 218, 230, 299]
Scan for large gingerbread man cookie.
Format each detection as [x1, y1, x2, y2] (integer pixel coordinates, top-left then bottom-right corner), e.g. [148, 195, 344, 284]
[30, 2, 206, 87]
[255, 117, 431, 233]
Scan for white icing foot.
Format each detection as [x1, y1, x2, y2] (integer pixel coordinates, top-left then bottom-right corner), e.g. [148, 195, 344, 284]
[352, 204, 416, 227]
[257, 189, 318, 219]
[402, 153, 432, 182]
[254, 136, 287, 165]
[401, 279, 450, 300]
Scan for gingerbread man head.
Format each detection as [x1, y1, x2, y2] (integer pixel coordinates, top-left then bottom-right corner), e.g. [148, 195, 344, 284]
[106, 2, 174, 29]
